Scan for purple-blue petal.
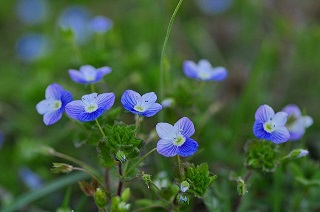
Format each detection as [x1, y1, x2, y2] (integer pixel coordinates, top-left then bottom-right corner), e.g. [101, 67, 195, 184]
[96, 92, 115, 112]
[282, 104, 301, 117]
[207, 67, 228, 81]
[177, 137, 199, 157]
[43, 110, 63, 126]
[157, 139, 178, 157]
[36, 100, 51, 115]
[77, 107, 107, 122]
[174, 117, 195, 137]
[60, 89, 73, 107]
[65, 100, 85, 120]
[270, 127, 290, 144]
[97, 66, 112, 76]
[272, 112, 288, 127]
[45, 83, 63, 100]
[253, 121, 272, 140]
[255, 104, 275, 123]
[183, 60, 198, 79]
[121, 90, 140, 111]
[68, 69, 87, 84]
[141, 103, 162, 117]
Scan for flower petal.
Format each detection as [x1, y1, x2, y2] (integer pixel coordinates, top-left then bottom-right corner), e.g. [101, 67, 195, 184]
[96, 92, 115, 112]
[270, 126, 290, 144]
[97, 66, 112, 76]
[141, 92, 157, 108]
[142, 103, 162, 117]
[68, 69, 87, 84]
[45, 83, 63, 100]
[174, 117, 195, 137]
[60, 90, 73, 107]
[77, 108, 106, 122]
[121, 90, 140, 111]
[36, 100, 52, 114]
[43, 110, 63, 125]
[81, 93, 98, 105]
[253, 121, 272, 140]
[183, 60, 198, 79]
[157, 139, 177, 157]
[65, 100, 85, 120]
[273, 112, 288, 127]
[207, 67, 228, 81]
[302, 116, 313, 128]
[198, 59, 212, 70]
[156, 123, 175, 140]
[177, 137, 198, 157]
[255, 104, 275, 123]
[282, 104, 301, 117]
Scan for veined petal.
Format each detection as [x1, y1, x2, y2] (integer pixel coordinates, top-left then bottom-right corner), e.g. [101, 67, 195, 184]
[97, 66, 112, 76]
[45, 83, 63, 100]
[157, 139, 177, 157]
[273, 112, 288, 127]
[156, 123, 175, 140]
[81, 93, 98, 105]
[77, 107, 106, 122]
[60, 90, 73, 107]
[177, 138, 198, 157]
[142, 103, 162, 117]
[207, 67, 228, 81]
[183, 60, 198, 79]
[255, 104, 275, 123]
[43, 110, 63, 126]
[174, 117, 195, 137]
[68, 69, 87, 84]
[121, 90, 140, 110]
[270, 126, 290, 144]
[65, 100, 85, 120]
[141, 92, 157, 108]
[253, 121, 272, 140]
[96, 92, 115, 111]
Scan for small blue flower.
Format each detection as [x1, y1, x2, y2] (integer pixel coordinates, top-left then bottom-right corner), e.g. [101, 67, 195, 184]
[15, 0, 49, 25]
[121, 90, 162, 117]
[183, 59, 227, 81]
[65, 93, 115, 122]
[282, 104, 313, 141]
[156, 117, 199, 157]
[19, 167, 43, 190]
[179, 194, 188, 203]
[297, 149, 309, 158]
[36, 83, 72, 125]
[180, 181, 190, 192]
[253, 104, 290, 144]
[89, 16, 112, 33]
[68, 65, 112, 84]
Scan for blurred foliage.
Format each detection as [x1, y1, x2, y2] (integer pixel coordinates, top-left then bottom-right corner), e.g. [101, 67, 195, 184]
[0, 0, 320, 211]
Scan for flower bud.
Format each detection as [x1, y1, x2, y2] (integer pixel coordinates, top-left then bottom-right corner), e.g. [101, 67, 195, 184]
[290, 149, 309, 158]
[180, 181, 190, 192]
[177, 194, 189, 204]
[94, 188, 107, 208]
[121, 188, 130, 202]
[116, 150, 126, 163]
[142, 172, 152, 188]
[51, 163, 73, 174]
[237, 177, 248, 196]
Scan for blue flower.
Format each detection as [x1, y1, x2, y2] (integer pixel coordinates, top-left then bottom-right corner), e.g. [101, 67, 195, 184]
[121, 90, 162, 117]
[15, 0, 49, 25]
[68, 65, 112, 84]
[65, 93, 115, 122]
[297, 149, 309, 158]
[19, 167, 43, 190]
[253, 104, 290, 144]
[183, 59, 227, 81]
[36, 83, 72, 125]
[282, 104, 313, 141]
[89, 16, 112, 33]
[156, 117, 199, 157]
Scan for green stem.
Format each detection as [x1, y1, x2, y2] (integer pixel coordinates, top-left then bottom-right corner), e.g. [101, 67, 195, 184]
[135, 115, 140, 134]
[159, 0, 184, 121]
[90, 84, 95, 93]
[95, 119, 106, 139]
[73, 167, 104, 187]
[124, 148, 157, 177]
[49, 151, 101, 182]
[177, 155, 182, 180]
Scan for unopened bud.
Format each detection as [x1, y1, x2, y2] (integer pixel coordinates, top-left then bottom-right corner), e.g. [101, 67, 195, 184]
[180, 181, 190, 192]
[116, 151, 126, 163]
[290, 149, 309, 158]
[94, 188, 107, 208]
[51, 163, 73, 174]
[237, 177, 248, 196]
[121, 188, 130, 202]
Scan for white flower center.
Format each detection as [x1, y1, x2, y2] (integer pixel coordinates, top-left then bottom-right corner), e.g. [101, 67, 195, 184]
[198, 70, 211, 80]
[172, 134, 186, 146]
[85, 103, 98, 113]
[84, 72, 96, 81]
[134, 105, 145, 112]
[49, 100, 62, 111]
[263, 120, 276, 133]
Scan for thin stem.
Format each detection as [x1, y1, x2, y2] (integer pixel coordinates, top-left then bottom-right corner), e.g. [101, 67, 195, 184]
[95, 119, 106, 139]
[177, 155, 182, 180]
[132, 204, 168, 212]
[159, 0, 184, 121]
[117, 163, 123, 196]
[73, 167, 104, 187]
[135, 115, 140, 135]
[48, 150, 103, 184]
[90, 84, 95, 93]
[124, 148, 157, 177]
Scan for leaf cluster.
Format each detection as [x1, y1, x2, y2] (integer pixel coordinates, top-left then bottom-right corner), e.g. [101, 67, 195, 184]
[184, 162, 217, 198]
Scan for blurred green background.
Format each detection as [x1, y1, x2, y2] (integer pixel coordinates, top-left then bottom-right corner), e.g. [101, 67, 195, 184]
[0, 0, 319, 211]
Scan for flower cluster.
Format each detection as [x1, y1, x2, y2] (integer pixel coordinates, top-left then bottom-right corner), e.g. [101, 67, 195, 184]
[253, 104, 313, 144]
